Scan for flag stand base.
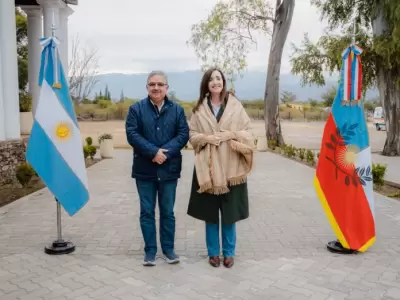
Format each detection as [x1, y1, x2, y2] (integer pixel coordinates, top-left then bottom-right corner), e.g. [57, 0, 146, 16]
[44, 240, 75, 255]
[44, 199, 75, 255]
[326, 240, 357, 254]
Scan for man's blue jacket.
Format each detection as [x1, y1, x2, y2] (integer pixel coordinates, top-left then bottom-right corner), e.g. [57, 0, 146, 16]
[125, 96, 189, 181]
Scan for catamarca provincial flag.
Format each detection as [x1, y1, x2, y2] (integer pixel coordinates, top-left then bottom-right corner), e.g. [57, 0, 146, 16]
[26, 37, 89, 216]
[314, 44, 376, 252]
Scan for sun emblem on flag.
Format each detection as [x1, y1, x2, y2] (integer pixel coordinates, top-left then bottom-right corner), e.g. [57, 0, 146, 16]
[337, 144, 360, 170]
[55, 121, 73, 141]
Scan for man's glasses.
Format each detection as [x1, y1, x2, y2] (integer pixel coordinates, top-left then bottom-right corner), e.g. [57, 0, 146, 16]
[148, 82, 166, 87]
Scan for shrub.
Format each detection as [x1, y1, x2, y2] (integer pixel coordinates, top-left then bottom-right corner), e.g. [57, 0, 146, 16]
[306, 150, 315, 165]
[372, 163, 386, 188]
[19, 91, 32, 112]
[297, 148, 306, 161]
[98, 133, 113, 144]
[88, 145, 97, 159]
[97, 100, 111, 109]
[85, 137, 93, 146]
[268, 139, 277, 150]
[284, 144, 296, 158]
[83, 145, 90, 159]
[15, 162, 35, 186]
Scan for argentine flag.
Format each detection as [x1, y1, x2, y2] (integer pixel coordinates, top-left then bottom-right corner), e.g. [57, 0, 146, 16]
[26, 36, 89, 216]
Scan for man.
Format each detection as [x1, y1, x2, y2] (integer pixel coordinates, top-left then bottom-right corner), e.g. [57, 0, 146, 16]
[125, 71, 189, 266]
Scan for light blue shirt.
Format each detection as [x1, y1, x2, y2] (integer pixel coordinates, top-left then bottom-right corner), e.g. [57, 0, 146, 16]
[211, 103, 221, 117]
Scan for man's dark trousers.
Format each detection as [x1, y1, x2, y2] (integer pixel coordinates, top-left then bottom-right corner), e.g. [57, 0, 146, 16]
[136, 178, 178, 256]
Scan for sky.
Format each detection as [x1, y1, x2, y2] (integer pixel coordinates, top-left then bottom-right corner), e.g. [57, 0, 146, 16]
[67, 0, 327, 75]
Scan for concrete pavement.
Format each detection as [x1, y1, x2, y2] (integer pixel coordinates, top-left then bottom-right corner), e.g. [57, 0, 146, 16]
[1, 150, 400, 299]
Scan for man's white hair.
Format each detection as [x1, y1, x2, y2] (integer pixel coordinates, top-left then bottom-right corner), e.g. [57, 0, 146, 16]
[147, 70, 168, 84]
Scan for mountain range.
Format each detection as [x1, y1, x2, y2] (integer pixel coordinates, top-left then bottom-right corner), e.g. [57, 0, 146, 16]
[92, 70, 379, 102]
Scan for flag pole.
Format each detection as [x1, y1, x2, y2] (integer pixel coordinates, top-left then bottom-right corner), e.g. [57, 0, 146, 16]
[44, 12, 75, 255]
[324, 11, 361, 255]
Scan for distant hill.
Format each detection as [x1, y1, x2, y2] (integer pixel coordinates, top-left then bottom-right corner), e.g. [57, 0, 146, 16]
[91, 70, 379, 102]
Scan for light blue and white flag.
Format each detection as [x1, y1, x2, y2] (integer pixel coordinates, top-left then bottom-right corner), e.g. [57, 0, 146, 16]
[26, 36, 89, 216]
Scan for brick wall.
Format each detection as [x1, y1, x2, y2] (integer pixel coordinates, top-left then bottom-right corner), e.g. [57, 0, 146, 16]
[0, 138, 28, 185]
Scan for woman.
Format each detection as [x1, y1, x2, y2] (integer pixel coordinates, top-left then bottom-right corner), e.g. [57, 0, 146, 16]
[187, 68, 254, 268]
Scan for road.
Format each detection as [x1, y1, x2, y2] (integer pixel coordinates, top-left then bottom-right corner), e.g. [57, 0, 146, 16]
[79, 120, 387, 153]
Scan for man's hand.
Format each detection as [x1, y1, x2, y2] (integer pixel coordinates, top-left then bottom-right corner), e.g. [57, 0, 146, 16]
[152, 149, 168, 164]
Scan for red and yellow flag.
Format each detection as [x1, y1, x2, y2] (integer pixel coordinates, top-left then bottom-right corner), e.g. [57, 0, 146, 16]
[314, 44, 376, 252]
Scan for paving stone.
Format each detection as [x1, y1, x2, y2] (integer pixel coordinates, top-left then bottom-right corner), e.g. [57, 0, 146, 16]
[1, 150, 400, 299]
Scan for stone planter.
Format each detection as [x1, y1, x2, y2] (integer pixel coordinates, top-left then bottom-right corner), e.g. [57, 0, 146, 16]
[99, 139, 114, 158]
[20, 112, 33, 135]
[256, 136, 268, 151]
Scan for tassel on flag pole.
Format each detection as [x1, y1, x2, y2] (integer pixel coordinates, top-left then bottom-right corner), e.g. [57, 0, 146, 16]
[26, 11, 89, 255]
[313, 11, 375, 254]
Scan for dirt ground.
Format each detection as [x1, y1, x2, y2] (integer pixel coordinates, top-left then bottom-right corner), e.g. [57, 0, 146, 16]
[79, 120, 387, 152]
[0, 158, 101, 208]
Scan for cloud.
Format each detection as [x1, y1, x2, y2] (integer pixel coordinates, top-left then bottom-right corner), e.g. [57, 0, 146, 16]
[68, 0, 327, 74]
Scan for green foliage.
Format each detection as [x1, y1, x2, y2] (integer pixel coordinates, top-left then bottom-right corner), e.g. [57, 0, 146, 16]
[297, 148, 306, 161]
[283, 144, 297, 158]
[321, 86, 337, 107]
[19, 91, 32, 112]
[98, 133, 113, 144]
[15, 162, 35, 186]
[83, 145, 96, 159]
[309, 99, 318, 107]
[85, 137, 93, 146]
[290, 0, 400, 90]
[83, 137, 96, 159]
[15, 8, 28, 92]
[267, 139, 277, 150]
[98, 100, 111, 109]
[83, 145, 90, 159]
[187, 0, 273, 83]
[306, 149, 315, 165]
[372, 163, 387, 187]
[363, 100, 377, 111]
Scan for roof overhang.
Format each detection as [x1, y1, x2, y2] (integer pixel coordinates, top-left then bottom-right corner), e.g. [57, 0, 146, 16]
[15, 0, 78, 6]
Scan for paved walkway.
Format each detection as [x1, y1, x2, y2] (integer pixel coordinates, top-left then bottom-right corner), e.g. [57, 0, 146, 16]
[1, 150, 400, 300]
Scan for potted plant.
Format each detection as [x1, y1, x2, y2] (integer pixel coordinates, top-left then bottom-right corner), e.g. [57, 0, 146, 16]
[98, 133, 114, 158]
[19, 91, 33, 135]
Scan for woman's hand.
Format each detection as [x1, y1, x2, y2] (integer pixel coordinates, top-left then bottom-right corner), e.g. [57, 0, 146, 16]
[205, 135, 222, 146]
[215, 130, 235, 141]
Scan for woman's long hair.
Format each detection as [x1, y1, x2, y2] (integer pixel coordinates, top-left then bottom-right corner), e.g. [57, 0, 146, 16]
[192, 68, 228, 113]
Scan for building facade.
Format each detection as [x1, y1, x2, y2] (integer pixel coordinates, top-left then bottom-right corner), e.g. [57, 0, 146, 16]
[0, 0, 76, 184]
[0, 0, 76, 142]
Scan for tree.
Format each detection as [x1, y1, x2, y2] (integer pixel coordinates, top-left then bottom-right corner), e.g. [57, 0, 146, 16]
[104, 85, 111, 100]
[15, 8, 28, 92]
[68, 34, 100, 103]
[188, 0, 295, 146]
[320, 86, 337, 107]
[308, 98, 318, 107]
[120, 89, 125, 103]
[280, 91, 296, 104]
[290, 0, 400, 156]
[363, 100, 376, 112]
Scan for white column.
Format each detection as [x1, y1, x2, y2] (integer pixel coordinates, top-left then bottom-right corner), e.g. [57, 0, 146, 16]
[37, 0, 67, 38]
[23, 7, 43, 115]
[58, 6, 74, 75]
[0, 0, 21, 140]
[0, 47, 5, 141]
